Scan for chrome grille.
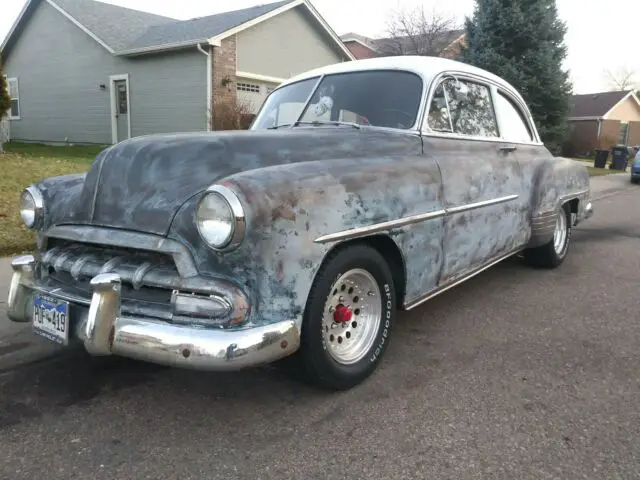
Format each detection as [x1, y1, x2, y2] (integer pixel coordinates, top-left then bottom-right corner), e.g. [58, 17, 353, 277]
[40, 240, 180, 291]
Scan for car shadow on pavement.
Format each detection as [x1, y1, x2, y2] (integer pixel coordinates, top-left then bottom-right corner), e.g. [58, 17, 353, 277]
[0, 254, 538, 435]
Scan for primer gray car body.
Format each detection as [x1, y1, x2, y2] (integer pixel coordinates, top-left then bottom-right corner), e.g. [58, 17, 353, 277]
[6, 56, 593, 373]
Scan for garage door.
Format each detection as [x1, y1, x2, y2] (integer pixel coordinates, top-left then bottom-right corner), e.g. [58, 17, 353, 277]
[236, 79, 279, 114]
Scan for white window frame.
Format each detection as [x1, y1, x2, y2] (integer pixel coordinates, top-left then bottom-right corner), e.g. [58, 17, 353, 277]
[109, 74, 131, 144]
[4, 76, 20, 120]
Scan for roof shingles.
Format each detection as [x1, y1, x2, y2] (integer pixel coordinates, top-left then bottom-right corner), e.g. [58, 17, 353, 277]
[569, 90, 631, 118]
[51, 0, 295, 53]
[124, 0, 292, 51]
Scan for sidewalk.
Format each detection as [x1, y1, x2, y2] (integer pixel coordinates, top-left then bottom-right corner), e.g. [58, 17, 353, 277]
[0, 172, 636, 370]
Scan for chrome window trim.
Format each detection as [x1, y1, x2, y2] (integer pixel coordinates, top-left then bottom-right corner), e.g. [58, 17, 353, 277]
[492, 87, 537, 144]
[314, 194, 519, 244]
[253, 69, 428, 133]
[421, 70, 543, 146]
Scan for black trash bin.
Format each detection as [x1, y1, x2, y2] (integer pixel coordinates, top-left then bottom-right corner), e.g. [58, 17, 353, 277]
[610, 146, 629, 171]
[594, 149, 609, 168]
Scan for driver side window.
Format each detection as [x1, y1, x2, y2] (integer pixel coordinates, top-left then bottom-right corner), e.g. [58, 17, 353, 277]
[427, 78, 499, 138]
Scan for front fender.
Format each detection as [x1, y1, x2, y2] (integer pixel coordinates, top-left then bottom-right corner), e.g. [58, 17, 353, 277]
[34, 173, 87, 230]
[168, 152, 443, 329]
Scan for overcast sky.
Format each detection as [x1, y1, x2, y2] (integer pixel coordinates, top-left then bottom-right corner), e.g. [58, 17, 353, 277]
[1, 0, 639, 94]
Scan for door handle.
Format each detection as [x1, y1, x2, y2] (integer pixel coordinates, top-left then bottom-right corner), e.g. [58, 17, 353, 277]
[500, 145, 517, 153]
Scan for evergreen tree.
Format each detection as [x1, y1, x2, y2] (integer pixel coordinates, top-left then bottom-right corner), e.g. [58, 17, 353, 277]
[0, 56, 11, 153]
[459, 0, 572, 154]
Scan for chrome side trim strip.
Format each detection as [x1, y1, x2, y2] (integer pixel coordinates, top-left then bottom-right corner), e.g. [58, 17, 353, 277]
[314, 209, 447, 244]
[314, 194, 519, 244]
[403, 247, 521, 311]
[446, 194, 519, 214]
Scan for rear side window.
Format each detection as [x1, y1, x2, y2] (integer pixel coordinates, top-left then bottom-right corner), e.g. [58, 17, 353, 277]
[494, 91, 534, 143]
[427, 78, 499, 138]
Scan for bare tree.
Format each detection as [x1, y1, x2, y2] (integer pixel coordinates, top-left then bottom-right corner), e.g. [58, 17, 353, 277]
[603, 66, 638, 91]
[381, 5, 460, 57]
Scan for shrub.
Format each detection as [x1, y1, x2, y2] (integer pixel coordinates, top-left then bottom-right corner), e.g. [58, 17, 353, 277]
[210, 99, 255, 131]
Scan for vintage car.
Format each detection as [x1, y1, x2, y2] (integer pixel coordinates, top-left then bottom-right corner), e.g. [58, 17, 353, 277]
[7, 56, 593, 390]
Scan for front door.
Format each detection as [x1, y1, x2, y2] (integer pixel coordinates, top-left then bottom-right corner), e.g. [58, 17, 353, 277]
[113, 79, 129, 143]
[424, 75, 528, 283]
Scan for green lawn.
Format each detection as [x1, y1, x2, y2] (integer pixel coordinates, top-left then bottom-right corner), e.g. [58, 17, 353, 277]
[0, 141, 107, 257]
[571, 157, 626, 177]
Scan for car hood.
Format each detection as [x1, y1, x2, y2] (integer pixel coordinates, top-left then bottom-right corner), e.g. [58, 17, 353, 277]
[65, 129, 393, 236]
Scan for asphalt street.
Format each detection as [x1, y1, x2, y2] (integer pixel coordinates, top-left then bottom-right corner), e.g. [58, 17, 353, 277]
[0, 173, 638, 479]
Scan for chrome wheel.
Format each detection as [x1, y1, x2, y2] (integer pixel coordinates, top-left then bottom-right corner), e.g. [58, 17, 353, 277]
[553, 209, 568, 255]
[321, 268, 382, 365]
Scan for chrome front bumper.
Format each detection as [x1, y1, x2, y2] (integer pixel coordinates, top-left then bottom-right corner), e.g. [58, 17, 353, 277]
[7, 255, 300, 371]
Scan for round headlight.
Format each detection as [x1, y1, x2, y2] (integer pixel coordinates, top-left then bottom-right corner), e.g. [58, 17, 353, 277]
[195, 185, 246, 251]
[20, 186, 44, 229]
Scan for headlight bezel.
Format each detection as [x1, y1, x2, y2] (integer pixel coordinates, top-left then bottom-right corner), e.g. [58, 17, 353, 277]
[195, 184, 246, 252]
[20, 185, 45, 230]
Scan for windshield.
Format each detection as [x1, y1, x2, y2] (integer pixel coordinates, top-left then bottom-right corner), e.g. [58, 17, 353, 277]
[251, 70, 424, 130]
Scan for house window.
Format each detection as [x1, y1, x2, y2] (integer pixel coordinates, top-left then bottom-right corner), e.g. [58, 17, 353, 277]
[5, 77, 20, 119]
[237, 82, 260, 93]
[620, 122, 629, 145]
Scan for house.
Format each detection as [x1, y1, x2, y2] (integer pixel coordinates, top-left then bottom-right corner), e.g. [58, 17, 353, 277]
[1, 0, 353, 145]
[340, 30, 466, 60]
[565, 90, 640, 156]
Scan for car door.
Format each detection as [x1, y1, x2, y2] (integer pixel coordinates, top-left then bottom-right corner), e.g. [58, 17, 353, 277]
[422, 74, 529, 284]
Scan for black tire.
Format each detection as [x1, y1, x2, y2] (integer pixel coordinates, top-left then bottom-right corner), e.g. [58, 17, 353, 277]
[523, 204, 572, 268]
[283, 244, 396, 391]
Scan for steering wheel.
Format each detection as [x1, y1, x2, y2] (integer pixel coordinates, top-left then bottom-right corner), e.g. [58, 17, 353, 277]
[376, 109, 415, 128]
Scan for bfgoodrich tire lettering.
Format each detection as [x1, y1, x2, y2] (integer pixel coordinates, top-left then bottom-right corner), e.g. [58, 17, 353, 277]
[290, 244, 397, 390]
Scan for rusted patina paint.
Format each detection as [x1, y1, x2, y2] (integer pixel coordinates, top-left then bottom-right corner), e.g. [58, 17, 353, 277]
[165, 128, 443, 327]
[30, 124, 590, 330]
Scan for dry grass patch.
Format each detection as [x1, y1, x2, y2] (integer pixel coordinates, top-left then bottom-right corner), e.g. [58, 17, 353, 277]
[0, 142, 105, 256]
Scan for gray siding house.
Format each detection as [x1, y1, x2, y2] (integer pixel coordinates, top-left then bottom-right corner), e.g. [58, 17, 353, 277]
[1, 0, 353, 145]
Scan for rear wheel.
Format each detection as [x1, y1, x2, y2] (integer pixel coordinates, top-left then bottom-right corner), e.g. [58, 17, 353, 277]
[523, 203, 572, 268]
[285, 244, 396, 390]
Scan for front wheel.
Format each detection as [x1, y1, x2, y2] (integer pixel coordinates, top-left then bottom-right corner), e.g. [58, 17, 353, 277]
[288, 244, 396, 390]
[523, 204, 572, 268]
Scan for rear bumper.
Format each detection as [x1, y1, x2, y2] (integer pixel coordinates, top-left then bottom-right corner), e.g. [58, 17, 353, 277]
[584, 201, 593, 220]
[7, 255, 300, 371]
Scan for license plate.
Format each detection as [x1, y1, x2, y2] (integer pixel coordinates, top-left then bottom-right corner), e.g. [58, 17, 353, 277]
[33, 294, 70, 345]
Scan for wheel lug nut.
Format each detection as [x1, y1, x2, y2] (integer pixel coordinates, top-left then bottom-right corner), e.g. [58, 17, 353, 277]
[339, 296, 344, 302]
[367, 291, 374, 296]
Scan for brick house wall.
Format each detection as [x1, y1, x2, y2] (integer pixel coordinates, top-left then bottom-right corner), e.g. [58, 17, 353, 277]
[565, 119, 600, 156]
[343, 41, 378, 60]
[441, 36, 466, 60]
[599, 119, 621, 149]
[210, 36, 239, 129]
[627, 121, 640, 146]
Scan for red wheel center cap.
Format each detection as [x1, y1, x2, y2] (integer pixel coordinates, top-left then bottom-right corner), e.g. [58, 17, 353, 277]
[333, 304, 353, 323]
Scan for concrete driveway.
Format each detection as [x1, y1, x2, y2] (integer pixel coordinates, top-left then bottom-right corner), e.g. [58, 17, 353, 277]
[0, 172, 638, 479]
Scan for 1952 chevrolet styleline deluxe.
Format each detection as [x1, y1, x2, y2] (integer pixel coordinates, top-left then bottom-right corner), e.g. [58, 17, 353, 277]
[7, 56, 593, 390]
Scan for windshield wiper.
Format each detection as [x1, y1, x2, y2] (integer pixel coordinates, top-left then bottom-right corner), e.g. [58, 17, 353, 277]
[267, 120, 361, 130]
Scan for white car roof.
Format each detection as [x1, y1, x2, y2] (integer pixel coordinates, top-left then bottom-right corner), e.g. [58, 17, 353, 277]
[280, 56, 525, 104]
